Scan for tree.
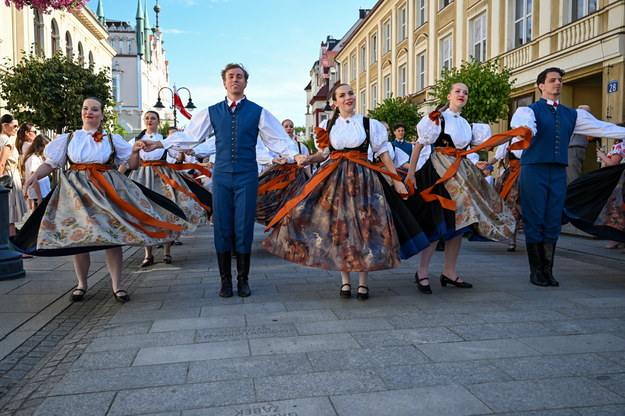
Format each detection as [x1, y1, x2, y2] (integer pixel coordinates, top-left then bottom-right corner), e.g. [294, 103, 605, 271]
[0, 52, 114, 134]
[294, 126, 306, 135]
[367, 96, 422, 141]
[431, 57, 516, 124]
[4, 0, 86, 13]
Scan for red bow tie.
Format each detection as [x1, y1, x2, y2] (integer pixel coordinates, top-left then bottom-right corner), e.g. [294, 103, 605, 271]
[230, 102, 236, 109]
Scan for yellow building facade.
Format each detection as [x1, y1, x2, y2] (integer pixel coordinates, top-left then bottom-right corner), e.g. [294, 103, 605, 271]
[335, 0, 625, 143]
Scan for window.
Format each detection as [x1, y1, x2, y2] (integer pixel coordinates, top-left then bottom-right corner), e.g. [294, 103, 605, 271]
[65, 31, 73, 59]
[371, 84, 378, 109]
[384, 75, 391, 99]
[351, 54, 357, 80]
[360, 45, 366, 73]
[570, 0, 597, 22]
[112, 73, 120, 103]
[50, 19, 60, 53]
[397, 6, 407, 42]
[398, 65, 407, 97]
[440, 35, 453, 73]
[439, 0, 452, 9]
[471, 13, 487, 62]
[370, 33, 378, 64]
[77, 42, 84, 65]
[416, 0, 427, 27]
[33, 10, 44, 56]
[416, 52, 426, 91]
[514, 0, 532, 48]
[383, 19, 391, 53]
[360, 90, 366, 115]
[88, 51, 94, 67]
[343, 65, 349, 85]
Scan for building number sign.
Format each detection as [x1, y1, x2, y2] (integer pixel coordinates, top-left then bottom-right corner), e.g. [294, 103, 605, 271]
[607, 80, 618, 94]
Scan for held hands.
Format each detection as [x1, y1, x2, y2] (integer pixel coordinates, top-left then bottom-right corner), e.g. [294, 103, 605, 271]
[22, 177, 35, 195]
[272, 157, 287, 165]
[393, 180, 409, 200]
[132, 141, 146, 153]
[139, 140, 162, 152]
[294, 154, 309, 166]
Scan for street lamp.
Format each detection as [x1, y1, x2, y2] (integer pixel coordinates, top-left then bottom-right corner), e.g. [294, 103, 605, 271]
[153, 86, 196, 128]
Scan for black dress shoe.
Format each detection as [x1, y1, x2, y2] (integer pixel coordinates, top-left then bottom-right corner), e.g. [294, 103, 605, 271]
[440, 274, 472, 288]
[140, 256, 154, 268]
[113, 289, 130, 302]
[70, 288, 86, 302]
[415, 272, 432, 294]
[356, 285, 369, 300]
[340, 283, 351, 298]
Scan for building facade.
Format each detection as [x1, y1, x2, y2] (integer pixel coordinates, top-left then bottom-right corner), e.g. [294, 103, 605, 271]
[331, 0, 624, 170]
[0, 2, 116, 114]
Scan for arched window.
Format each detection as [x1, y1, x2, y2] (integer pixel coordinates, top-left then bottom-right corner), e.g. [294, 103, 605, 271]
[33, 10, 44, 56]
[88, 51, 94, 68]
[77, 42, 84, 65]
[51, 19, 60, 53]
[65, 31, 73, 59]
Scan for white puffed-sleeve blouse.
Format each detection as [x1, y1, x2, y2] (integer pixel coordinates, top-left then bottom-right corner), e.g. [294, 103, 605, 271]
[44, 129, 131, 168]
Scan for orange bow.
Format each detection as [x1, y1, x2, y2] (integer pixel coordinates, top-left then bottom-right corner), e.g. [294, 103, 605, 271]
[428, 111, 442, 125]
[314, 127, 330, 149]
[92, 130, 105, 143]
[499, 159, 520, 200]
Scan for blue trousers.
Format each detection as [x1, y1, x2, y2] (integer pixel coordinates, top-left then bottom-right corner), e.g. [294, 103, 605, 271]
[519, 163, 567, 244]
[212, 170, 258, 253]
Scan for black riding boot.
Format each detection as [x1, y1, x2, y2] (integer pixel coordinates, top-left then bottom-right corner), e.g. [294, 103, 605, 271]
[541, 242, 559, 286]
[217, 251, 233, 298]
[526, 243, 548, 287]
[236, 252, 251, 297]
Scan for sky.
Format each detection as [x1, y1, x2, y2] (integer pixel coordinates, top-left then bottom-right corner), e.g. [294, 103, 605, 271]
[89, 0, 379, 129]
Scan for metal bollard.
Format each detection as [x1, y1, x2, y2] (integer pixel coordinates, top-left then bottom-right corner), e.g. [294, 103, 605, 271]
[0, 184, 25, 280]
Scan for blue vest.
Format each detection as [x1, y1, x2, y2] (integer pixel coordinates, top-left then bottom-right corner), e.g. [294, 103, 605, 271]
[208, 98, 262, 173]
[392, 139, 413, 156]
[521, 99, 577, 166]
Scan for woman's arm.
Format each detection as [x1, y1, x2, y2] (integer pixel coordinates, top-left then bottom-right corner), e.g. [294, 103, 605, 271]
[380, 151, 408, 197]
[406, 142, 425, 182]
[23, 163, 54, 193]
[126, 141, 143, 170]
[0, 146, 10, 176]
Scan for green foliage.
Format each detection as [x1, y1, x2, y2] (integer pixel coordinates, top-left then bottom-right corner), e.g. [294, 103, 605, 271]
[158, 121, 171, 137]
[0, 52, 114, 134]
[301, 135, 317, 154]
[294, 126, 306, 135]
[367, 96, 422, 141]
[431, 57, 516, 124]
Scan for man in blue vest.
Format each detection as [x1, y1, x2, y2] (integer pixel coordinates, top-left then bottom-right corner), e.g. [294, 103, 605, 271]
[390, 123, 413, 156]
[511, 67, 625, 287]
[143, 63, 306, 297]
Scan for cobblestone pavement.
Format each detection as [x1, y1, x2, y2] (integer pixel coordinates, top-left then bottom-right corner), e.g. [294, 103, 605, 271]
[1, 224, 624, 415]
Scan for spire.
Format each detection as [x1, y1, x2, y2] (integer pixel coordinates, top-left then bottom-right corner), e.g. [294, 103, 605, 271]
[135, 0, 144, 56]
[96, 0, 105, 26]
[154, 0, 161, 34]
[143, 1, 152, 62]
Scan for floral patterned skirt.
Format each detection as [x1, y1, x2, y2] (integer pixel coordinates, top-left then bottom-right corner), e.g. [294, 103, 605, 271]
[10, 168, 192, 256]
[493, 165, 522, 223]
[256, 164, 309, 226]
[564, 163, 625, 242]
[407, 153, 515, 242]
[262, 158, 428, 271]
[129, 164, 209, 231]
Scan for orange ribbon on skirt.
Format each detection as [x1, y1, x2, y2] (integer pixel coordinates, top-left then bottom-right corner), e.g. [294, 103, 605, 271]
[499, 159, 521, 200]
[140, 161, 212, 213]
[69, 164, 183, 239]
[265, 150, 411, 231]
[418, 126, 533, 211]
[257, 163, 302, 195]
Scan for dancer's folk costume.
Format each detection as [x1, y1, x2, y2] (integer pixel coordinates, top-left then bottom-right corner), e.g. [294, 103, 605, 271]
[511, 70, 625, 286]
[11, 129, 190, 256]
[144, 65, 304, 298]
[263, 113, 429, 272]
[492, 140, 524, 251]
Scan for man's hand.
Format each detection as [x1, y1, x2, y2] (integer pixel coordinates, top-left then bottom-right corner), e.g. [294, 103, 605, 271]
[132, 141, 145, 153]
[140, 140, 163, 152]
[272, 157, 287, 165]
[294, 154, 308, 166]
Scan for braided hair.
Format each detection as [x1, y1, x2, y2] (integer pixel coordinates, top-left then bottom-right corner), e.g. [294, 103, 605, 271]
[325, 83, 350, 134]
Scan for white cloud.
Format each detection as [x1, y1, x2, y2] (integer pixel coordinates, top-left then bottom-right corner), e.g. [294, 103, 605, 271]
[161, 28, 190, 35]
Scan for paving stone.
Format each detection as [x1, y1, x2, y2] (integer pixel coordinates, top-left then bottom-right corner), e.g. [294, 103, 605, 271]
[199, 302, 287, 317]
[32, 392, 115, 416]
[133, 340, 249, 366]
[471, 309, 571, 323]
[245, 309, 338, 326]
[187, 353, 311, 383]
[86, 330, 196, 352]
[307, 345, 430, 371]
[575, 405, 625, 415]
[109, 308, 201, 324]
[255, 369, 386, 401]
[69, 349, 138, 371]
[352, 327, 462, 348]
[250, 333, 360, 356]
[97, 322, 153, 337]
[378, 360, 512, 388]
[518, 334, 625, 354]
[386, 312, 483, 328]
[183, 397, 337, 416]
[592, 373, 625, 397]
[107, 379, 254, 415]
[50, 363, 187, 395]
[448, 321, 557, 340]
[539, 318, 625, 335]
[492, 353, 625, 379]
[417, 339, 541, 362]
[295, 318, 393, 335]
[330, 385, 491, 416]
[149, 315, 246, 333]
[467, 377, 625, 413]
[196, 323, 297, 343]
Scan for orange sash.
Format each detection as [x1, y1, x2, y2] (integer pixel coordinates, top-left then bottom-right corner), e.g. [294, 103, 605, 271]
[70, 164, 183, 239]
[499, 159, 521, 200]
[265, 151, 410, 231]
[257, 163, 302, 195]
[140, 161, 212, 213]
[418, 127, 533, 211]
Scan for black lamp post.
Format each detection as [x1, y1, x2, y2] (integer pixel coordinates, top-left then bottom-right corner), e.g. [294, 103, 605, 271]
[153, 86, 196, 128]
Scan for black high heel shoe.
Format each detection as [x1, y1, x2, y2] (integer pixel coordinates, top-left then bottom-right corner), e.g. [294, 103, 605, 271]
[415, 272, 432, 294]
[357, 285, 369, 300]
[440, 274, 472, 288]
[340, 283, 351, 298]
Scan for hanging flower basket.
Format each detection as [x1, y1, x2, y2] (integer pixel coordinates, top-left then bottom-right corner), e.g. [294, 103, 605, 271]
[4, 0, 88, 14]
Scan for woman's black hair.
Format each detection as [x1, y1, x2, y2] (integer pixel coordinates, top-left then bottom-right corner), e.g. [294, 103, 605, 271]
[0, 114, 15, 125]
